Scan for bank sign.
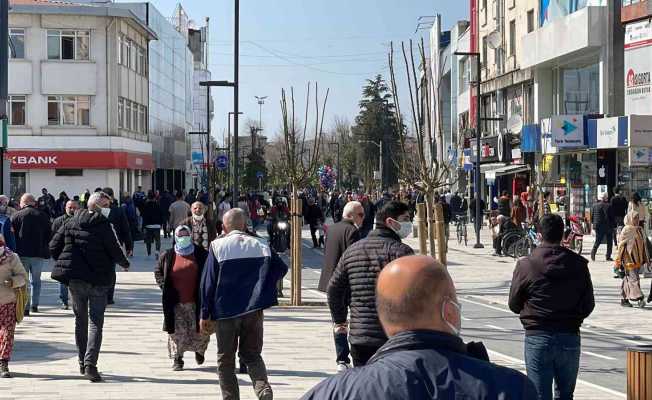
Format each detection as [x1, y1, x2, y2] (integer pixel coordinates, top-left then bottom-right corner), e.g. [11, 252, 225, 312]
[625, 20, 652, 115]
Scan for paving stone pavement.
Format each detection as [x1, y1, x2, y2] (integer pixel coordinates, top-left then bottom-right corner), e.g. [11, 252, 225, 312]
[0, 226, 642, 399]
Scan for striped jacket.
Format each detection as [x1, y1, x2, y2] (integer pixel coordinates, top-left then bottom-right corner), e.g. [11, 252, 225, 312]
[200, 230, 288, 320]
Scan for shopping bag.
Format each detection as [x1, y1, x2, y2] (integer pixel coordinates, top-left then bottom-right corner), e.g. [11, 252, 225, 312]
[14, 285, 28, 324]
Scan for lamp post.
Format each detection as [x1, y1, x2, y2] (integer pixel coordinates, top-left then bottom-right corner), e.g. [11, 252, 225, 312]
[453, 51, 483, 249]
[329, 142, 341, 190]
[254, 95, 267, 131]
[227, 111, 244, 193]
[360, 140, 383, 193]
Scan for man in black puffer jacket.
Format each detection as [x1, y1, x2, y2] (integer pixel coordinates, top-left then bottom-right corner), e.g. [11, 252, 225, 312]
[49, 191, 130, 383]
[327, 201, 414, 366]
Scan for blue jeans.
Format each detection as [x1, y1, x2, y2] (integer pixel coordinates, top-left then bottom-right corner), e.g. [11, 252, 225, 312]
[59, 283, 69, 305]
[20, 257, 46, 309]
[524, 333, 581, 400]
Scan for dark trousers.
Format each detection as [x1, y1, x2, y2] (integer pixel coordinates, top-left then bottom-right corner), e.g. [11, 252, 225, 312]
[350, 343, 381, 367]
[591, 227, 613, 259]
[69, 280, 110, 368]
[309, 223, 324, 247]
[334, 332, 350, 364]
[107, 272, 116, 303]
[216, 310, 271, 400]
[525, 333, 581, 400]
[144, 227, 161, 255]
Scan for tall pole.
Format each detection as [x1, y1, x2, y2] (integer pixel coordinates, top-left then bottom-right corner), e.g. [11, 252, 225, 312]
[379, 140, 383, 193]
[0, 0, 8, 194]
[336, 143, 341, 190]
[474, 54, 483, 249]
[227, 113, 232, 191]
[233, 0, 240, 203]
[206, 86, 211, 194]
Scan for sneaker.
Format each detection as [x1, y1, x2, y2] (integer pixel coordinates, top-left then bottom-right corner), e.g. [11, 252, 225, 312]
[258, 387, 273, 400]
[0, 360, 11, 378]
[648, 294, 652, 304]
[30, 306, 38, 313]
[195, 352, 205, 366]
[61, 303, 69, 310]
[621, 299, 633, 307]
[638, 299, 647, 308]
[336, 362, 350, 373]
[84, 365, 102, 382]
[606, 257, 614, 262]
[172, 358, 184, 371]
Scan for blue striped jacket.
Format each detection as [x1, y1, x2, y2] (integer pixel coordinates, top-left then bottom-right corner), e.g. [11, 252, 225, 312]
[200, 230, 288, 320]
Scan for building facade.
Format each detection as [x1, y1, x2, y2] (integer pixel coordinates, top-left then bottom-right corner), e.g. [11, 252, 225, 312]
[7, 0, 156, 200]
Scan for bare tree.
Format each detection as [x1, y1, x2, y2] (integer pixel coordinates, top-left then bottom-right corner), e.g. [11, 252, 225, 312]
[279, 83, 330, 305]
[388, 39, 457, 260]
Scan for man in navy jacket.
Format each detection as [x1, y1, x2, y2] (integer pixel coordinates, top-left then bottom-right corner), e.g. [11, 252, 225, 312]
[302, 255, 537, 400]
[200, 208, 287, 400]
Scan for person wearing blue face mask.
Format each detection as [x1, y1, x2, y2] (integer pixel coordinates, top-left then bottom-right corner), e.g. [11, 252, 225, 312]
[155, 225, 210, 371]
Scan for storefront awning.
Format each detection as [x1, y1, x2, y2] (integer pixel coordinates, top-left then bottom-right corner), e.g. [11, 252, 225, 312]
[485, 164, 530, 180]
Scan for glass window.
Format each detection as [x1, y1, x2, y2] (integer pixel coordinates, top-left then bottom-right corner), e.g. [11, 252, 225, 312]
[133, 102, 139, 131]
[129, 40, 137, 70]
[9, 28, 25, 59]
[61, 34, 75, 60]
[47, 96, 60, 125]
[139, 105, 145, 133]
[76, 31, 89, 60]
[126, 100, 132, 130]
[509, 20, 516, 56]
[561, 63, 600, 114]
[527, 10, 535, 33]
[47, 30, 89, 60]
[118, 98, 124, 128]
[62, 97, 76, 125]
[8, 95, 26, 125]
[122, 36, 129, 66]
[77, 96, 90, 126]
[55, 169, 83, 177]
[47, 31, 60, 59]
[117, 35, 122, 64]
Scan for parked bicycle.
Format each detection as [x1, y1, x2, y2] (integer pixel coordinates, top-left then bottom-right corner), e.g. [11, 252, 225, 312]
[454, 214, 468, 246]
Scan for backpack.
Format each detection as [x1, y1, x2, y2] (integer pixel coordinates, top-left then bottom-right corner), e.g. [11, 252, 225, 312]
[0, 214, 17, 251]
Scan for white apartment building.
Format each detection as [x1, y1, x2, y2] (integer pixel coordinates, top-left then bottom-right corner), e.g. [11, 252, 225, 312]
[7, 0, 156, 200]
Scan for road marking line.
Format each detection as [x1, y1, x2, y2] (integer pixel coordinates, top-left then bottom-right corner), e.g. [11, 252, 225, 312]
[463, 296, 646, 347]
[486, 349, 626, 398]
[582, 351, 617, 361]
[485, 324, 509, 332]
[459, 297, 512, 314]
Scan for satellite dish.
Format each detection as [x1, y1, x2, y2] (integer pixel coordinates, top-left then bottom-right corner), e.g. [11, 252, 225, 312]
[487, 31, 502, 50]
[507, 114, 523, 134]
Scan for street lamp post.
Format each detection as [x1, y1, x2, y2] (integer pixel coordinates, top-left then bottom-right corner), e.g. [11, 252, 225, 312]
[361, 140, 383, 193]
[454, 50, 484, 249]
[254, 95, 267, 131]
[329, 142, 341, 190]
[227, 111, 244, 193]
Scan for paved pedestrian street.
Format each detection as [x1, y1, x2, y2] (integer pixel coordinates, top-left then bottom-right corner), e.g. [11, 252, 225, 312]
[0, 228, 647, 399]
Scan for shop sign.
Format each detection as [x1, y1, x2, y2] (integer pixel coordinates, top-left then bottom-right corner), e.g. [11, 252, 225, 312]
[625, 20, 652, 114]
[628, 114, 652, 147]
[7, 150, 154, 170]
[550, 115, 584, 148]
[596, 117, 619, 149]
[191, 151, 203, 166]
[540, 118, 557, 154]
[629, 147, 652, 166]
[471, 134, 512, 164]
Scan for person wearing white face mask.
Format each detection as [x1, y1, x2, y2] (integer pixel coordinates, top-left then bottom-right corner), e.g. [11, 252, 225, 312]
[155, 225, 210, 371]
[302, 255, 537, 400]
[180, 202, 217, 252]
[327, 201, 415, 367]
[49, 191, 130, 382]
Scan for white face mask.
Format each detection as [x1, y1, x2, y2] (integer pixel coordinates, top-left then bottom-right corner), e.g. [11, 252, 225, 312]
[100, 207, 111, 218]
[441, 298, 462, 337]
[389, 218, 412, 239]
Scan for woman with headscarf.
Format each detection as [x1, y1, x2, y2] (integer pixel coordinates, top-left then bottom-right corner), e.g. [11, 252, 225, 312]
[0, 234, 28, 378]
[615, 212, 650, 308]
[154, 226, 210, 371]
[628, 193, 649, 229]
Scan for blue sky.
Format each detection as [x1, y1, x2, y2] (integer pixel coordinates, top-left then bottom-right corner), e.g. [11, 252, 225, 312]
[141, 0, 469, 143]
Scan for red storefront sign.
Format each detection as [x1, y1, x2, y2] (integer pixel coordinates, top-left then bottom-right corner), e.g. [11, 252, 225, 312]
[6, 151, 154, 170]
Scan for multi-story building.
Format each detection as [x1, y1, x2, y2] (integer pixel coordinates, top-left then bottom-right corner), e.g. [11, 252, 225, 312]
[475, 0, 539, 200]
[7, 0, 156, 200]
[112, 2, 194, 193]
[185, 16, 213, 190]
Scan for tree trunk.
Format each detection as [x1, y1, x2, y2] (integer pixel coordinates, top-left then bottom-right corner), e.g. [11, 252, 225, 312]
[291, 185, 302, 306]
[434, 203, 447, 266]
[416, 203, 428, 255]
[425, 191, 437, 258]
